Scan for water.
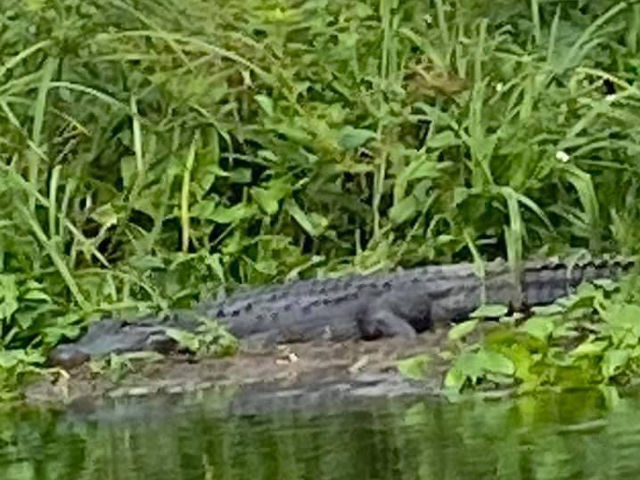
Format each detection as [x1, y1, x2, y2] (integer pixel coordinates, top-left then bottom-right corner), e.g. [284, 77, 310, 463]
[2, 388, 640, 480]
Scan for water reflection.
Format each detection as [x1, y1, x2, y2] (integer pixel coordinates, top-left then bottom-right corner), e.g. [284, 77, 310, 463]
[2, 388, 640, 480]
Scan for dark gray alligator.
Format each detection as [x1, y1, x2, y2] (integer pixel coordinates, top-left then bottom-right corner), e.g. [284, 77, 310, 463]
[49, 256, 634, 368]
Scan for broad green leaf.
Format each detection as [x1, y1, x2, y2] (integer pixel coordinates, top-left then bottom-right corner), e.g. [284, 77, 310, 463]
[255, 94, 274, 116]
[253, 260, 278, 275]
[478, 350, 515, 376]
[470, 304, 509, 318]
[520, 316, 555, 342]
[530, 304, 565, 315]
[570, 339, 608, 357]
[403, 157, 441, 182]
[165, 328, 200, 352]
[338, 126, 377, 149]
[193, 164, 225, 198]
[484, 372, 514, 386]
[276, 122, 312, 144]
[285, 200, 322, 237]
[607, 304, 640, 329]
[592, 278, 618, 292]
[41, 324, 82, 345]
[448, 319, 480, 342]
[22, 289, 51, 302]
[427, 130, 460, 149]
[0, 275, 19, 319]
[252, 182, 288, 215]
[210, 204, 253, 223]
[258, 150, 278, 162]
[128, 255, 166, 270]
[0, 351, 19, 369]
[451, 351, 485, 383]
[14, 311, 38, 331]
[121, 156, 136, 189]
[191, 200, 218, 217]
[553, 320, 580, 339]
[397, 354, 430, 380]
[119, 351, 165, 362]
[229, 168, 252, 184]
[253, 188, 280, 215]
[602, 349, 630, 378]
[559, 284, 600, 310]
[389, 196, 417, 225]
[444, 365, 467, 391]
[205, 253, 226, 283]
[90, 203, 118, 227]
[507, 343, 536, 382]
[22, 280, 45, 291]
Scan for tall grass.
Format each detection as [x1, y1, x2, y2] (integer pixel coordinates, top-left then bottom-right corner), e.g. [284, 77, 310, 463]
[0, 0, 640, 360]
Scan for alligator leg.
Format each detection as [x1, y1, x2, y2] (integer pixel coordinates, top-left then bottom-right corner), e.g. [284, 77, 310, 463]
[358, 308, 417, 340]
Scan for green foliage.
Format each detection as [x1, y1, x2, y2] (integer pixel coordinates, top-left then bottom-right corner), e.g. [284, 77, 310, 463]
[397, 354, 431, 380]
[0, 349, 45, 400]
[1, 0, 640, 391]
[165, 318, 239, 358]
[89, 351, 165, 383]
[435, 274, 640, 397]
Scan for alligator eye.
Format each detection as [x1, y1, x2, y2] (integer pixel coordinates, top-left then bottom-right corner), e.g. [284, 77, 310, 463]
[245, 303, 253, 312]
[382, 281, 391, 289]
[283, 304, 292, 311]
[231, 310, 240, 317]
[216, 309, 225, 318]
[323, 298, 331, 305]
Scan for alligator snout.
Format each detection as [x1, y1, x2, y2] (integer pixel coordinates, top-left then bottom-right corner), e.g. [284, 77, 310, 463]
[48, 345, 91, 370]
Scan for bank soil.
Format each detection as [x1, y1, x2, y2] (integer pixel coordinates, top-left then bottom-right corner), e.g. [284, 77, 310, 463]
[23, 328, 457, 409]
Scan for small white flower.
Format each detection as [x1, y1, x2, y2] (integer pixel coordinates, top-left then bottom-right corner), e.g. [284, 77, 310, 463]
[424, 14, 433, 24]
[556, 151, 570, 162]
[495, 82, 504, 92]
[605, 94, 616, 102]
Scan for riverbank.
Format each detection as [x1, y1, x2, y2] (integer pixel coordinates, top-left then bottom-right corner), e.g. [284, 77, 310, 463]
[3, 2, 639, 398]
[23, 329, 458, 411]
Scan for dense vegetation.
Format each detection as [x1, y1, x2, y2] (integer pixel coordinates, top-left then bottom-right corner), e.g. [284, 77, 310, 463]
[1, 0, 640, 394]
[398, 274, 640, 399]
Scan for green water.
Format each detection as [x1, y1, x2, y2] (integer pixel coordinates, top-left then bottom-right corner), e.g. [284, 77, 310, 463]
[1, 389, 640, 480]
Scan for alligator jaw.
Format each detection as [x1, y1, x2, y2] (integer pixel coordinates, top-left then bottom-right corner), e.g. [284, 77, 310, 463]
[48, 345, 91, 370]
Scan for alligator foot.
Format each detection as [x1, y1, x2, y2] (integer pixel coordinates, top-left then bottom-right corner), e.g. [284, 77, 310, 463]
[358, 309, 417, 341]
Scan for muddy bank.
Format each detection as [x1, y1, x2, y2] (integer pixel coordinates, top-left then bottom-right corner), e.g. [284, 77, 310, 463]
[23, 328, 459, 416]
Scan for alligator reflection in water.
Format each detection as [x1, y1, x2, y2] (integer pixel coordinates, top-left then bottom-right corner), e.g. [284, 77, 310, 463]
[2, 389, 640, 479]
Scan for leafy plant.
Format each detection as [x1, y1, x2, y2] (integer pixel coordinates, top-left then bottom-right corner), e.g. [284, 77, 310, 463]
[424, 274, 640, 397]
[89, 351, 165, 384]
[0, 349, 46, 400]
[165, 317, 239, 359]
[2, 0, 640, 392]
[397, 354, 431, 381]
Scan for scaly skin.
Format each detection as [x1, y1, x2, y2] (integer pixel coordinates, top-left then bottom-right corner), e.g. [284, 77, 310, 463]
[48, 256, 634, 368]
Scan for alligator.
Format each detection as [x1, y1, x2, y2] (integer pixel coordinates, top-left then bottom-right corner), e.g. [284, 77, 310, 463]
[48, 256, 635, 369]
